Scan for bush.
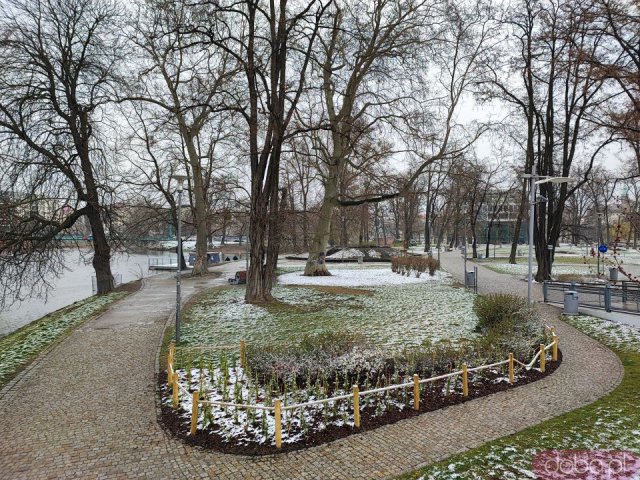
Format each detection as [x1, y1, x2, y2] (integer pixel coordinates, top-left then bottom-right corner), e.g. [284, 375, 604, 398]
[391, 256, 440, 277]
[473, 293, 537, 333]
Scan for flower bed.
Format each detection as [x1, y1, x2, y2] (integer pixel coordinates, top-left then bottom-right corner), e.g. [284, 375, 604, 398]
[160, 273, 560, 453]
[160, 327, 559, 454]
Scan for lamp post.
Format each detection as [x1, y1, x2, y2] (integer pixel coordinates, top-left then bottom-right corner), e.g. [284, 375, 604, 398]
[596, 212, 603, 276]
[462, 204, 468, 278]
[172, 173, 188, 343]
[523, 175, 574, 303]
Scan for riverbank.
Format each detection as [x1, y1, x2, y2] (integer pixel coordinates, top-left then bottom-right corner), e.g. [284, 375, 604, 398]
[0, 280, 140, 389]
[0, 250, 158, 336]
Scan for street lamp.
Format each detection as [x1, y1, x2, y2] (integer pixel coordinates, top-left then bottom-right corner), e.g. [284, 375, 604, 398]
[596, 212, 603, 276]
[171, 173, 188, 343]
[462, 204, 468, 278]
[523, 175, 574, 303]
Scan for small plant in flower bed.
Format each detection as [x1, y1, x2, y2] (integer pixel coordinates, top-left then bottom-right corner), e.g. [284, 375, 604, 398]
[391, 256, 440, 277]
[161, 319, 557, 454]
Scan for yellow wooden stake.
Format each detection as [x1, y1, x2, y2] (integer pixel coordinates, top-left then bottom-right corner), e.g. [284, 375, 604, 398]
[240, 341, 247, 369]
[413, 374, 420, 410]
[552, 334, 559, 362]
[540, 344, 546, 373]
[462, 364, 469, 397]
[172, 372, 179, 409]
[274, 399, 282, 448]
[168, 342, 175, 371]
[353, 385, 360, 428]
[508, 353, 514, 385]
[190, 391, 199, 435]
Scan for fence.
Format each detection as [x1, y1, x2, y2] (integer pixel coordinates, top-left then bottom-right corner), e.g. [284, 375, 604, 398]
[543, 280, 640, 314]
[91, 273, 122, 294]
[165, 328, 560, 448]
[148, 255, 177, 267]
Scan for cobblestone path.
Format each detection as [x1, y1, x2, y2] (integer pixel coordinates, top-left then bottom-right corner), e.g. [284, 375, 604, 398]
[0, 256, 623, 479]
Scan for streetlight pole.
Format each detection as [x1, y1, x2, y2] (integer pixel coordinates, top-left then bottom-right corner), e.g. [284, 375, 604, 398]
[172, 174, 187, 343]
[527, 175, 535, 303]
[596, 212, 603, 276]
[463, 205, 468, 278]
[523, 174, 574, 303]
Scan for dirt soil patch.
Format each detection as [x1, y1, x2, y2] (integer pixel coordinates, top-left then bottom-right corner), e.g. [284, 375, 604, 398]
[158, 350, 562, 456]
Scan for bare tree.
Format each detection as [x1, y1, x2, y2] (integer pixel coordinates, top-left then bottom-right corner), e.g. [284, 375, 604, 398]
[187, 0, 332, 302]
[126, 0, 236, 275]
[0, 0, 125, 298]
[302, 0, 495, 275]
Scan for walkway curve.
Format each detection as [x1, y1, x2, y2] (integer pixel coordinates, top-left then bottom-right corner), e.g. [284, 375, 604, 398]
[0, 256, 623, 479]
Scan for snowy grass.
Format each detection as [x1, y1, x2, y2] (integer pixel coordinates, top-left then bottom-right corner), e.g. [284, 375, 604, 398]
[0, 292, 126, 387]
[179, 272, 478, 351]
[279, 267, 449, 287]
[483, 262, 594, 278]
[397, 315, 640, 480]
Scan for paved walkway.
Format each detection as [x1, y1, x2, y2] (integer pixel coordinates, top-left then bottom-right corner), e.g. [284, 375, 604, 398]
[0, 256, 623, 479]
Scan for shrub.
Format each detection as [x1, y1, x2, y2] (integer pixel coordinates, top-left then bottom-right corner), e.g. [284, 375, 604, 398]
[473, 293, 537, 334]
[390, 256, 440, 277]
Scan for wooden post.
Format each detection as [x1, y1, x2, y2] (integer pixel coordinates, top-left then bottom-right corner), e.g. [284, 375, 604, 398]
[462, 364, 469, 397]
[168, 341, 175, 371]
[539, 344, 546, 373]
[240, 340, 247, 369]
[353, 385, 360, 428]
[190, 391, 199, 435]
[552, 334, 558, 362]
[274, 399, 282, 448]
[412, 374, 420, 410]
[508, 353, 514, 385]
[172, 372, 179, 409]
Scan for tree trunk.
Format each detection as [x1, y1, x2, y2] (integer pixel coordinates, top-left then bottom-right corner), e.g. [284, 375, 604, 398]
[509, 181, 528, 264]
[471, 225, 478, 258]
[87, 206, 114, 294]
[304, 172, 337, 276]
[485, 221, 493, 258]
[190, 161, 209, 276]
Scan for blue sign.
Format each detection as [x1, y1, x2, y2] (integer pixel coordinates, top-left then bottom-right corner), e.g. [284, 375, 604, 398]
[598, 244, 608, 253]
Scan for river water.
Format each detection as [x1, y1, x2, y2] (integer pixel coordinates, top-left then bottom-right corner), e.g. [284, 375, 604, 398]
[0, 249, 176, 337]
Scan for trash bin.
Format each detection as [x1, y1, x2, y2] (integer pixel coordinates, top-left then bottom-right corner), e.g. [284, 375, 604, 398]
[564, 291, 579, 315]
[357, 255, 363, 264]
[609, 267, 618, 282]
[477, 253, 484, 260]
[465, 270, 475, 288]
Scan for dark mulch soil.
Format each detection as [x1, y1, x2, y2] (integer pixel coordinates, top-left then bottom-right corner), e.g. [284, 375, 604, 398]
[157, 350, 562, 456]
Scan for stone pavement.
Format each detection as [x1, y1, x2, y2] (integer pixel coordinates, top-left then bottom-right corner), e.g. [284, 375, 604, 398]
[0, 256, 623, 479]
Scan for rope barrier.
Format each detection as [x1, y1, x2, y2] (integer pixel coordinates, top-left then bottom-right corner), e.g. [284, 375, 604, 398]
[166, 327, 561, 445]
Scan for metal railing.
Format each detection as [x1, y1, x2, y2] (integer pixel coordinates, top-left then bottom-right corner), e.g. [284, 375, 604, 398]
[543, 280, 640, 314]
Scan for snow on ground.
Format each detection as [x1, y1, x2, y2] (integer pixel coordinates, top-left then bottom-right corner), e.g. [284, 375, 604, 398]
[278, 268, 450, 287]
[180, 268, 476, 350]
[486, 263, 592, 277]
[413, 315, 640, 480]
[326, 248, 364, 259]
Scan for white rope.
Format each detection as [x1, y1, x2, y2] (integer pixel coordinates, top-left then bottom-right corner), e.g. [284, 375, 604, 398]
[360, 381, 414, 396]
[466, 359, 510, 373]
[199, 400, 275, 411]
[170, 330, 560, 411]
[281, 393, 353, 411]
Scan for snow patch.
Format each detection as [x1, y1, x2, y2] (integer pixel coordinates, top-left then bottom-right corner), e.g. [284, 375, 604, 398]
[278, 268, 450, 287]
